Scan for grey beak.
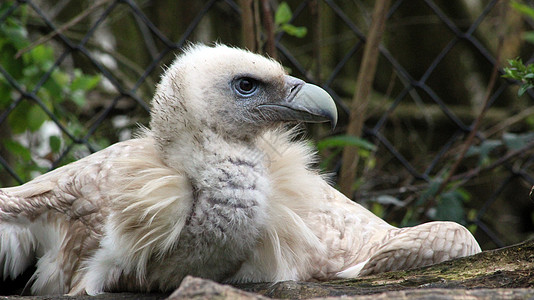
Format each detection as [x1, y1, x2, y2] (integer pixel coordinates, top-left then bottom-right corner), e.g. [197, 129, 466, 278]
[256, 78, 338, 129]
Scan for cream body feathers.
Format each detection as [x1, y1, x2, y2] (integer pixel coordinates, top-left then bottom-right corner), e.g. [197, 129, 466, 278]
[0, 44, 481, 295]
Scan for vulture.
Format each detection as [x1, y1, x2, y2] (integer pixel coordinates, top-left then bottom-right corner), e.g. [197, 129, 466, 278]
[0, 44, 481, 295]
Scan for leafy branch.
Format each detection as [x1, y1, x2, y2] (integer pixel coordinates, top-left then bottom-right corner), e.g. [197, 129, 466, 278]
[274, 2, 307, 38]
[0, 2, 102, 185]
[502, 1, 534, 96]
[503, 58, 534, 96]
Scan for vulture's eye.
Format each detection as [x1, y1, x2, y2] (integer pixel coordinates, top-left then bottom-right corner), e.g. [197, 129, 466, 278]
[234, 77, 259, 97]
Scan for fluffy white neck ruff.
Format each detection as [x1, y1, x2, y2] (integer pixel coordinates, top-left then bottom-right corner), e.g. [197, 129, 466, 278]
[159, 126, 270, 275]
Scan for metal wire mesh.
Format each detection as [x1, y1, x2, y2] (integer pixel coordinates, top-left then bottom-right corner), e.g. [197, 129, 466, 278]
[1, 0, 533, 250]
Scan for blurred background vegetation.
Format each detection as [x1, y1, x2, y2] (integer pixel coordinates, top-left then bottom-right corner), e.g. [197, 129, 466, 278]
[1, 0, 534, 251]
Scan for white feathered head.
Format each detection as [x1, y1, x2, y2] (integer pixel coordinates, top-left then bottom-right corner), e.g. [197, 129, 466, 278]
[149, 44, 337, 143]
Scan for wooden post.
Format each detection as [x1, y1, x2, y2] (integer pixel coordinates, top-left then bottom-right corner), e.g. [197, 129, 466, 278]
[260, 0, 276, 58]
[339, 0, 391, 197]
[240, 0, 257, 52]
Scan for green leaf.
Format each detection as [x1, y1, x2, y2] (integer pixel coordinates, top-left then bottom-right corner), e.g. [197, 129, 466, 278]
[51, 69, 70, 87]
[502, 58, 534, 96]
[1, 22, 29, 50]
[518, 84, 532, 97]
[317, 135, 376, 151]
[36, 89, 53, 110]
[0, 83, 11, 107]
[416, 178, 441, 206]
[3, 139, 31, 161]
[434, 190, 466, 224]
[8, 101, 30, 134]
[0, 45, 24, 80]
[70, 73, 100, 92]
[22, 64, 40, 78]
[512, 0, 534, 20]
[275, 2, 292, 26]
[370, 202, 384, 218]
[455, 187, 471, 202]
[466, 139, 501, 166]
[71, 90, 86, 107]
[49, 135, 61, 153]
[30, 44, 54, 66]
[281, 24, 307, 38]
[524, 32, 534, 44]
[503, 132, 534, 150]
[27, 105, 48, 132]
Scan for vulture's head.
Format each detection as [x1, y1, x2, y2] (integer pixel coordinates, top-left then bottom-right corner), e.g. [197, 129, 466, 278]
[150, 44, 337, 144]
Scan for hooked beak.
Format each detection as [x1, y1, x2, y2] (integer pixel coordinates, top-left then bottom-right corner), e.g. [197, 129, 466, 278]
[256, 76, 338, 129]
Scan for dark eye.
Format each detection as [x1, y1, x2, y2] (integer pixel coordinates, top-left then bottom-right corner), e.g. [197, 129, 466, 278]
[234, 77, 258, 97]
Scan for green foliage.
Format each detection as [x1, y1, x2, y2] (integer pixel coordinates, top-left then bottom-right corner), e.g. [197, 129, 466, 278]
[401, 177, 472, 227]
[502, 132, 534, 149]
[511, 0, 534, 20]
[434, 188, 470, 224]
[317, 134, 377, 192]
[466, 132, 534, 166]
[0, 2, 101, 184]
[274, 2, 307, 38]
[318, 135, 376, 169]
[402, 131, 534, 229]
[2, 139, 32, 162]
[370, 202, 385, 219]
[504, 2, 534, 96]
[466, 139, 502, 166]
[503, 58, 534, 96]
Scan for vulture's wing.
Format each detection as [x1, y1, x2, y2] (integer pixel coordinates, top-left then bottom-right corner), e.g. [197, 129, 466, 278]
[0, 139, 151, 294]
[244, 129, 480, 282]
[353, 221, 481, 277]
[305, 183, 395, 279]
[317, 184, 481, 279]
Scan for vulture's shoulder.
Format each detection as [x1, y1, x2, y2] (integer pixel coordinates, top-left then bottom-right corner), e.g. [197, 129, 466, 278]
[0, 137, 164, 221]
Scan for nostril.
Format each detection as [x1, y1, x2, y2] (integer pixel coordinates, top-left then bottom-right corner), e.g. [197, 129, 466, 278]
[288, 84, 303, 102]
[284, 75, 306, 101]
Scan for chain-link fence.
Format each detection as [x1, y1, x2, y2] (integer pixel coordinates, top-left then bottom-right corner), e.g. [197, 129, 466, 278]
[1, 0, 533, 250]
